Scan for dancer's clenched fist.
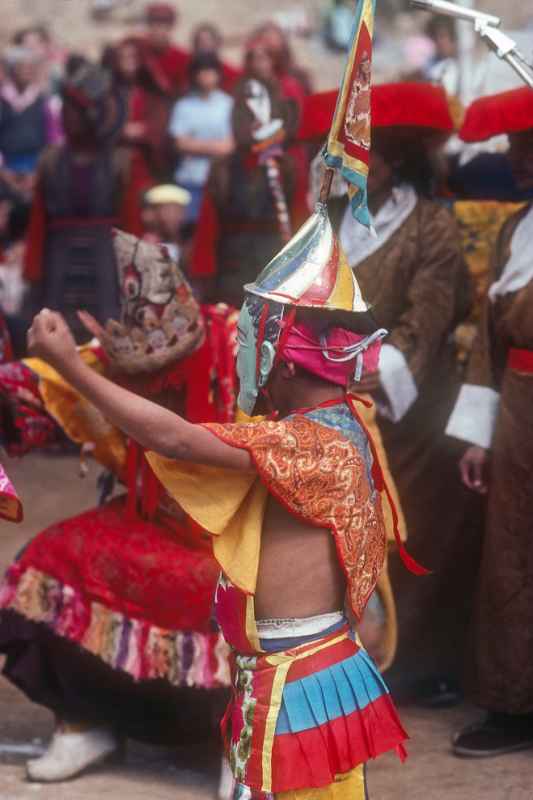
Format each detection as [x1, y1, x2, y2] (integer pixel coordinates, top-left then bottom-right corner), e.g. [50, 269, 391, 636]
[27, 309, 78, 370]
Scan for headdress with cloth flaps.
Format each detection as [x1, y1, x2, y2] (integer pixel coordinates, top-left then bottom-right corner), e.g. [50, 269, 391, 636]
[80, 230, 204, 374]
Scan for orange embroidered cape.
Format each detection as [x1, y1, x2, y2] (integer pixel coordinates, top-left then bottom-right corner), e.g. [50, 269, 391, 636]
[203, 409, 387, 619]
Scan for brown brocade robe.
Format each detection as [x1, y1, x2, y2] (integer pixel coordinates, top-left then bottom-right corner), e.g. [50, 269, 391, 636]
[331, 195, 480, 682]
[447, 204, 533, 714]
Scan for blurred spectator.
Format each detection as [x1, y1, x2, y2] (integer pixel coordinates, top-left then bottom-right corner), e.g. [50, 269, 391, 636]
[64, 52, 91, 79]
[0, 185, 28, 317]
[23, 63, 151, 341]
[189, 78, 298, 307]
[107, 37, 175, 177]
[192, 22, 223, 56]
[250, 22, 312, 109]
[0, 47, 62, 198]
[142, 2, 190, 97]
[142, 183, 192, 264]
[0, 183, 30, 355]
[12, 24, 66, 93]
[169, 54, 234, 224]
[324, 0, 356, 53]
[243, 41, 278, 87]
[424, 15, 460, 95]
[244, 42, 309, 227]
[191, 22, 242, 92]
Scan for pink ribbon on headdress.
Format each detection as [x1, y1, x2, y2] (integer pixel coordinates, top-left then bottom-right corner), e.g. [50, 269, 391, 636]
[280, 322, 385, 386]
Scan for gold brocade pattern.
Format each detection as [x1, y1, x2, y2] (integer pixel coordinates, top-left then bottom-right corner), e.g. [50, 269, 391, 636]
[454, 201, 525, 316]
[453, 201, 525, 362]
[205, 415, 387, 619]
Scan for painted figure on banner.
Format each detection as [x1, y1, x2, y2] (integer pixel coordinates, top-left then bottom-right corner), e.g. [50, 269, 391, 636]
[345, 51, 372, 150]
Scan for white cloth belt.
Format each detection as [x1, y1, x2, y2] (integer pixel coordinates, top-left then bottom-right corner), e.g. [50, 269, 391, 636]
[256, 611, 344, 639]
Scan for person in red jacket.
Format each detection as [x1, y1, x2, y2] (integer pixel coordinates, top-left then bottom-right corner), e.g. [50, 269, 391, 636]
[106, 36, 175, 178]
[142, 2, 190, 97]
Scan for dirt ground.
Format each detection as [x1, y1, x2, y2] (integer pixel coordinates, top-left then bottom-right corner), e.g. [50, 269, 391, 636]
[0, 454, 531, 799]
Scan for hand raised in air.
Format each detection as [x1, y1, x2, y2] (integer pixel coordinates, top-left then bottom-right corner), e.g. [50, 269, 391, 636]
[27, 309, 78, 371]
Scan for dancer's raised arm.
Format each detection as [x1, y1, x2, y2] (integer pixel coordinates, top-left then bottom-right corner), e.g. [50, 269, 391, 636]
[27, 310, 251, 471]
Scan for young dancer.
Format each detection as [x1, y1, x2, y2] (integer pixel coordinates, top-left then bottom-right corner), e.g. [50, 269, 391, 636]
[27, 206, 416, 798]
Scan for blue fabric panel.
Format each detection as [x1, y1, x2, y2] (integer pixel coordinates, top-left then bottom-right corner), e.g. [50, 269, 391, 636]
[275, 648, 389, 735]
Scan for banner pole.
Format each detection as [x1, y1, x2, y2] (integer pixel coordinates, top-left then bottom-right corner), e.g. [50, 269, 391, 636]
[318, 167, 336, 205]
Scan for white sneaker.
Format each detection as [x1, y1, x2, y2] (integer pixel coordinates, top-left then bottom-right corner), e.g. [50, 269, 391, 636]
[218, 755, 235, 800]
[26, 726, 119, 783]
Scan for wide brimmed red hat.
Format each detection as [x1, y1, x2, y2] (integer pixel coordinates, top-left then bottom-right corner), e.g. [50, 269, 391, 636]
[460, 87, 533, 142]
[298, 82, 456, 142]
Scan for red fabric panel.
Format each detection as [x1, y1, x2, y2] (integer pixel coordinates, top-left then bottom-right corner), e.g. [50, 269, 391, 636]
[221, 61, 243, 93]
[190, 189, 220, 278]
[213, 578, 252, 654]
[0, 361, 59, 455]
[143, 42, 191, 96]
[270, 693, 407, 793]
[298, 90, 337, 143]
[15, 496, 220, 631]
[128, 86, 172, 174]
[23, 181, 47, 282]
[243, 661, 278, 790]
[119, 149, 153, 236]
[286, 637, 358, 683]
[280, 73, 307, 112]
[508, 347, 533, 374]
[0, 314, 13, 363]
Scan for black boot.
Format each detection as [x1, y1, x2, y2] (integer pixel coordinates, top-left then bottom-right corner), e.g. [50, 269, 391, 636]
[453, 712, 533, 758]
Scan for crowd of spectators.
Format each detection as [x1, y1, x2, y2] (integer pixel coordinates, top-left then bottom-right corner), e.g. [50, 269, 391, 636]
[0, 3, 313, 353]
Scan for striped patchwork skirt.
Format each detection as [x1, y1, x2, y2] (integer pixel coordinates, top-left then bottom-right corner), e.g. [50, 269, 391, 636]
[225, 623, 407, 797]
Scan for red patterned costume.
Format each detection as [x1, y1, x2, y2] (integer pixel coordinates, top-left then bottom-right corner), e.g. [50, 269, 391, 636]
[0, 233, 238, 743]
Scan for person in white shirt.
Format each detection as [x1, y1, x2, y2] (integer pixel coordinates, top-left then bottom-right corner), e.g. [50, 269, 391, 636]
[169, 53, 234, 223]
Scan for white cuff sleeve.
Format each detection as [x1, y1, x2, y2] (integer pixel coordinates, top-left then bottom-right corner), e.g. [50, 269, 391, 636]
[376, 344, 418, 423]
[446, 384, 500, 449]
